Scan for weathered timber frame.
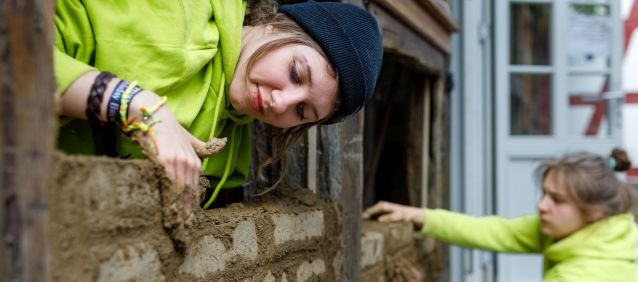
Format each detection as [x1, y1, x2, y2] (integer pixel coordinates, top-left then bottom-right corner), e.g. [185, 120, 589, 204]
[1, 0, 56, 281]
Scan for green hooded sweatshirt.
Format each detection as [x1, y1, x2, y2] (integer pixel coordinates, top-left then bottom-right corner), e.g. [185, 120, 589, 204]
[423, 209, 638, 281]
[54, 0, 252, 203]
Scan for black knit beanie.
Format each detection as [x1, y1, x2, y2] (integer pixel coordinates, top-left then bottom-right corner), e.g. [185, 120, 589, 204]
[279, 1, 383, 124]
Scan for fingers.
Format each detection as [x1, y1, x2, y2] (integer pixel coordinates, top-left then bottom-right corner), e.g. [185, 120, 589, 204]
[148, 108, 202, 218]
[362, 201, 391, 219]
[363, 201, 403, 219]
[377, 212, 403, 223]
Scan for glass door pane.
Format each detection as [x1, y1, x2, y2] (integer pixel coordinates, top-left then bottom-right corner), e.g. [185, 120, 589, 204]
[510, 74, 553, 135]
[509, 3, 553, 136]
[510, 4, 551, 65]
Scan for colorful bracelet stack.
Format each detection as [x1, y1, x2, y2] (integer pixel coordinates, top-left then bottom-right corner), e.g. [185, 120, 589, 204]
[86, 74, 167, 155]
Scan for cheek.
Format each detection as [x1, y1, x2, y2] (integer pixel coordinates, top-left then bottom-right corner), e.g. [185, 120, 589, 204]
[250, 58, 287, 82]
[556, 208, 586, 231]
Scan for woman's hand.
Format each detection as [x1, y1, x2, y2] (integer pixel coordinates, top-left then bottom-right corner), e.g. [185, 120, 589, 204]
[362, 201, 426, 230]
[128, 91, 207, 217]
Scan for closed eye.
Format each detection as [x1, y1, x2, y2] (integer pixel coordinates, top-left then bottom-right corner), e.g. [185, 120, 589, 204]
[296, 103, 305, 121]
[290, 61, 301, 85]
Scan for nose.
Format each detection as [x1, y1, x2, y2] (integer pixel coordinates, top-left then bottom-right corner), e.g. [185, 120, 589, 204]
[270, 88, 303, 115]
[537, 195, 549, 213]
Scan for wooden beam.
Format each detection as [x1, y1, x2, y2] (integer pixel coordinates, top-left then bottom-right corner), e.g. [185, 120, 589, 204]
[1, 0, 55, 281]
[374, 0, 455, 54]
[369, 3, 446, 73]
[307, 126, 317, 193]
[415, 0, 459, 32]
[421, 79, 432, 208]
[316, 111, 364, 281]
[407, 74, 425, 207]
[339, 111, 364, 282]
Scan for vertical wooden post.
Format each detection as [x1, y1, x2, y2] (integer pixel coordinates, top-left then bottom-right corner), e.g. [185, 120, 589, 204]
[317, 110, 364, 281]
[338, 112, 364, 282]
[0, 0, 55, 281]
[421, 78, 431, 208]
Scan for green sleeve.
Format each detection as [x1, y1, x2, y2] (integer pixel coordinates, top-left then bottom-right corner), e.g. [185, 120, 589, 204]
[54, 0, 96, 94]
[421, 209, 545, 253]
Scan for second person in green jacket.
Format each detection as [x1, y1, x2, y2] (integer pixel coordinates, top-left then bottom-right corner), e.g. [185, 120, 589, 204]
[364, 150, 638, 282]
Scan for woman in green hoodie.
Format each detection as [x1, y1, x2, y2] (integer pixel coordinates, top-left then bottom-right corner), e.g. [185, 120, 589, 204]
[54, 1, 383, 210]
[364, 150, 638, 282]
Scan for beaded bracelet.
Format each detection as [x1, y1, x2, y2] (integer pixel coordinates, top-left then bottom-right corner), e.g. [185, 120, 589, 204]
[86, 72, 114, 124]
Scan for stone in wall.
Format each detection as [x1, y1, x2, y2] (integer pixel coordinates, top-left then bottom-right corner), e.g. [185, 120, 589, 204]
[360, 220, 423, 282]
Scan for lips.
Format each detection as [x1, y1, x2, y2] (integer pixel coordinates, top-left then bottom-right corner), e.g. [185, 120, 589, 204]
[252, 86, 264, 115]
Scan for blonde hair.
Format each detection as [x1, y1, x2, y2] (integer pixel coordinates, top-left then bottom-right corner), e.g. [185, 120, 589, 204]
[536, 151, 632, 219]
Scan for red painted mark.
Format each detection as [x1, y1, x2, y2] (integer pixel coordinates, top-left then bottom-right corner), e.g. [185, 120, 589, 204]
[625, 92, 638, 103]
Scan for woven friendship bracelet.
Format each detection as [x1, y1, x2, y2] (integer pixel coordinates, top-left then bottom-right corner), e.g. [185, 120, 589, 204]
[123, 97, 167, 154]
[118, 81, 140, 129]
[86, 72, 114, 124]
[122, 96, 167, 135]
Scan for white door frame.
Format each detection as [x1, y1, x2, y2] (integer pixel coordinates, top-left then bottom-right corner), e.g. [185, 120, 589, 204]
[451, 0, 496, 281]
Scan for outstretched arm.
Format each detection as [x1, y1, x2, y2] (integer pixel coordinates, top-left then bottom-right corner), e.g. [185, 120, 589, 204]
[364, 201, 545, 253]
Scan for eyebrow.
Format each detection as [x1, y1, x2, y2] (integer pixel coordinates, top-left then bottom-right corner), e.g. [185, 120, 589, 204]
[543, 187, 565, 198]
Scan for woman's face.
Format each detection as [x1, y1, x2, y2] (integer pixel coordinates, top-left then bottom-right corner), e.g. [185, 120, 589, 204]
[537, 171, 588, 240]
[231, 26, 338, 128]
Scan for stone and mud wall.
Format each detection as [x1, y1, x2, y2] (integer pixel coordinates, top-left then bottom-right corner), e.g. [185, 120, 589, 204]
[48, 152, 428, 282]
[49, 153, 342, 282]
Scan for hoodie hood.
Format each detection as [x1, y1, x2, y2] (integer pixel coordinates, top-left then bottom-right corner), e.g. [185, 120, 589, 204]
[543, 213, 638, 281]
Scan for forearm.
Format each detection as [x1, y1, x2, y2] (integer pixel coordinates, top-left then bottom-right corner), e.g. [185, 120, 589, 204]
[59, 71, 163, 123]
[422, 209, 543, 253]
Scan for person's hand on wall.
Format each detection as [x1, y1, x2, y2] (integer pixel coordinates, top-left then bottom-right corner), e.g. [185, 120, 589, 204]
[128, 90, 206, 218]
[362, 201, 426, 230]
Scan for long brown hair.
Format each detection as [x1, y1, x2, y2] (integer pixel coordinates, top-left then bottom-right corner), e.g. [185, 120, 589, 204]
[244, 0, 340, 192]
[536, 150, 632, 220]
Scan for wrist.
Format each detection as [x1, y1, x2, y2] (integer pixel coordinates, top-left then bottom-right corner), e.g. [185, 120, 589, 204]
[411, 207, 425, 230]
[127, 90, 163, 121]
